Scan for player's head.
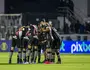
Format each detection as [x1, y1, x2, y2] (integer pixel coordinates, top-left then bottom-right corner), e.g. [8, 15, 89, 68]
[48, 21, 52, 27]
[41, 18, 47, 22]
[39, 21, 49, 32]
[19, 26, 25, 31]
[26, 26, 31, 31]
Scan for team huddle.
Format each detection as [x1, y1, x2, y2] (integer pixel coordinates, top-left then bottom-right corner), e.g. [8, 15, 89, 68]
[8, 20, 61, 64]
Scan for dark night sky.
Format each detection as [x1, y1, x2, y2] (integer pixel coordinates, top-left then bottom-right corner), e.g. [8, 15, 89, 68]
[5, 0, 60, 13]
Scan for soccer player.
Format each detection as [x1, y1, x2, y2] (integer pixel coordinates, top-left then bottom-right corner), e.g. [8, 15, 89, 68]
[38, 20, 53, 64]
[16, 26, 30, 64]
[22, 26, 31, 64]
[9, 34, 17, 64]
[9, 26, 25, 64]
[27, 24, 38, 64]
[49, 21, 61, 64]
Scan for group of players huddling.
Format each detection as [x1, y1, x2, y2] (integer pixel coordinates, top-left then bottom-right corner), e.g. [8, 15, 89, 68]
[8, 19, 61, 64]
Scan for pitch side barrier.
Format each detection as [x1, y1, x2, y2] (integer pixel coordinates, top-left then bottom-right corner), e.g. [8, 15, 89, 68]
[0, 40, 90, 54]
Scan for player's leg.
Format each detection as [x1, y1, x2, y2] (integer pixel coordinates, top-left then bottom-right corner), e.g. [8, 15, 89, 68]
[22, 38, 28, 63]
[30, 38, 34, 63]
[39, 42, 47, 63]
[18, 48, 22, 64]
[22, 48, 26, 63]
[17, 53, 19, 64]
[51, 40, 56, 63]
[30, 46, 35, 63]
[49, 40, 55, 63]
[46, 47, 52, 62]
[38, 44, 41, 63]
[45, 41, 52, 63]
[42, 44, 47, 62]
[26, 35, 33, 63]
[51, 49, 55, 63]
[33, 38, 38, 63]
[17, 38, 23, 64]
[9, 36, 16, 64]
[55, 40, 61, 64]
[56, 48, 61, 64]
[33, 46, 38, 63]
[27, 44, 32, 63]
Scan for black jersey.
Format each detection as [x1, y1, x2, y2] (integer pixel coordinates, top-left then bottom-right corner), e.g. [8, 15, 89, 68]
[52, 27, 60, 41]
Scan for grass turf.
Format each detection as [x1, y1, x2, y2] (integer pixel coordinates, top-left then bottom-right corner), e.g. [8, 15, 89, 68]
[0, 53, 90, 70]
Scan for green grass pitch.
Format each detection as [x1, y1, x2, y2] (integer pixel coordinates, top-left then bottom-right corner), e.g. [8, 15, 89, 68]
[0, 53, 90, 70]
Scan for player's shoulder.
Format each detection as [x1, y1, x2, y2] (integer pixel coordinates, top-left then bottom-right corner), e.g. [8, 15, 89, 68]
[52, 27, 57, 31]
[31, 24, 38, 30]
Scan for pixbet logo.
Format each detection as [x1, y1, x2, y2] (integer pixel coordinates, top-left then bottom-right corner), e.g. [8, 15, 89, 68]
[71, 42, 90, 53]
[60, 42, 65, 51]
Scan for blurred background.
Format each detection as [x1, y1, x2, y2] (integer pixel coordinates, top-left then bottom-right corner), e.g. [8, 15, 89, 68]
[0, 0, 90, 40]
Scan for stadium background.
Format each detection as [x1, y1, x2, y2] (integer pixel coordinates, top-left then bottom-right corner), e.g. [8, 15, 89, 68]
[0, 0, 90, 70]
